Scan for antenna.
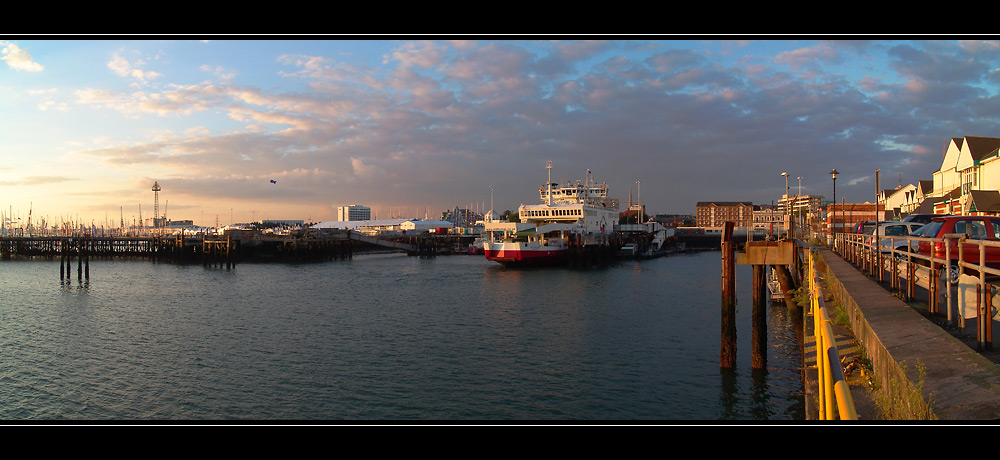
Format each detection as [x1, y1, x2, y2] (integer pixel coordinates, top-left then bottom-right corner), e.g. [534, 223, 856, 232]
[152, 181, 161, 228]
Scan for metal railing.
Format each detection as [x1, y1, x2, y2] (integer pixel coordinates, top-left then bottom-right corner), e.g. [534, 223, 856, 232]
[833, 232, 996, 349]
[806, 249, 858, 420]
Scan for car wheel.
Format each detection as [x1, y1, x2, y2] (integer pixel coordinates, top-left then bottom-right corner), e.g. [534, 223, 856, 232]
[948, 264, 961, 284]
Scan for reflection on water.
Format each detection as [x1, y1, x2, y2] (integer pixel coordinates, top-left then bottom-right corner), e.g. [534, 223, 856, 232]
[0, 251, 803, 420]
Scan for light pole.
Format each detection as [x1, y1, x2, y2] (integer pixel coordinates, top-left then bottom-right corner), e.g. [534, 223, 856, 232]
[829, 169, 838, 242]
[797, 176, 802, 235]
[781, 172, 790, 236]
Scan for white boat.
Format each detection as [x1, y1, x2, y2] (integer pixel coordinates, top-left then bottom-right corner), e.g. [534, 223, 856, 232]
[484, 161, 619, 266]
[768, 266, 784, 300]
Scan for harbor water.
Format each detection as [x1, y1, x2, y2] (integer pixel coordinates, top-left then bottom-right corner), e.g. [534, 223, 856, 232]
[0, 250, 804, 421]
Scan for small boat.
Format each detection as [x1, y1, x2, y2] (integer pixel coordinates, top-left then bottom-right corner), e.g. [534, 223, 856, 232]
[768, 266, 784, 300]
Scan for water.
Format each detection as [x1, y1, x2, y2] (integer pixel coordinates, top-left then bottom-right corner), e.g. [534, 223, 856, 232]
[0, 251, 804, 421]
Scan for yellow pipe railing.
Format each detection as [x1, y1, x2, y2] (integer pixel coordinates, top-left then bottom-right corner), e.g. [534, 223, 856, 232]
[808, 249, 858, 420]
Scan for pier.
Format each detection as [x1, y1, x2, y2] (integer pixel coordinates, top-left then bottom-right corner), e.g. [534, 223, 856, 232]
[729, 225, 1000, 420]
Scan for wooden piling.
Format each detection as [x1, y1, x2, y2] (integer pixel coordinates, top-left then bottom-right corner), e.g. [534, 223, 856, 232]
[752, 263, 767, 369]
[721, 221, 737, 369]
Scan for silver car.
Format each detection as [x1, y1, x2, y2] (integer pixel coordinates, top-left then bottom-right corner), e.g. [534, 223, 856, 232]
[871, 222, 924, 255]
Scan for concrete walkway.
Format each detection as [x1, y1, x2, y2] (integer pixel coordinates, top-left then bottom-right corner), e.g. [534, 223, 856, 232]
[815, 247, 1000, 420]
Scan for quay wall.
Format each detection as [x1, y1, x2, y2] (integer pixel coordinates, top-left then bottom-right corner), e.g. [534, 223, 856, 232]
[816, 247, 1000, 420]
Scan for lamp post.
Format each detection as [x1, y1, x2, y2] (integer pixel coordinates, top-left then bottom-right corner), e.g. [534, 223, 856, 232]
[830, 169, 838, 241]
[781, 172, 790, 236]
[797, 176, 802, 235]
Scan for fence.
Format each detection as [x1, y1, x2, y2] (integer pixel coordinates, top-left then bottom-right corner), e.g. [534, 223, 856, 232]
[833, 232, 996, 349]
[806, 248, 858, 420]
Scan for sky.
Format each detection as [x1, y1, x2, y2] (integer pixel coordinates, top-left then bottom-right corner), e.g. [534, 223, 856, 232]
[2, 38, 999, 228]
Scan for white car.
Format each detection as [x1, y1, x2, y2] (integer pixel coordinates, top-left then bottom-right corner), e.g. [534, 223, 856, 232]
[871, 222, 924, 255]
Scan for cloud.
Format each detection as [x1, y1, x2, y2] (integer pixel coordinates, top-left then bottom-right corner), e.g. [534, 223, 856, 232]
[44, 40, 1000, 219]
[0, 176, 75, 186]
[107, 49, 161, 84]
[1, 41, 43, 72]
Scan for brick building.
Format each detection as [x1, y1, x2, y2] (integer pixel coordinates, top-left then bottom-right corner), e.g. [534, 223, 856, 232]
[696, 201, 755, 228]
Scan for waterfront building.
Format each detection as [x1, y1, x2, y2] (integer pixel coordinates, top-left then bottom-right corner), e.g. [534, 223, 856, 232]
[900, 180, 934, 215]
[876, 185, 917, 220]
[752, 204, 783, 232]
[930, 136, 1000, 215]
[695, 201, 754, 228]
[826, 202, 879, 233]
[400, 220, 454, 233]
[338, 205, 372, 221]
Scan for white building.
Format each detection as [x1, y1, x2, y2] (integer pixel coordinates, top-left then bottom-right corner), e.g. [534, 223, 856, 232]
[931, 136, 1000, 214]
[877, 184, 917, 220]
[338, 205, 372, 221]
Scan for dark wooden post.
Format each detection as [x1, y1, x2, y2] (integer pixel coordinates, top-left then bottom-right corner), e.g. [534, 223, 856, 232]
[60, 240, 65, 280]
[721, 221, 737, 368]
[752, 263, 767, 369]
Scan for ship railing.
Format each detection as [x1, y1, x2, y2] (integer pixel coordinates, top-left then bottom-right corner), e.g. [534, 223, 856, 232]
[806, 248, 859, 420]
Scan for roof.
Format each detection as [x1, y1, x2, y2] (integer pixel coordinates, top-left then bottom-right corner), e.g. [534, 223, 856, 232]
[964, 136, 1000, 163]
[967, 190, 1000, 213]
[311, 218, 411, 230]
[695, 201, 753, 207]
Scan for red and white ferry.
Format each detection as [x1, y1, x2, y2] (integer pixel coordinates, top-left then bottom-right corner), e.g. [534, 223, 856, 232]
[483, 161, 618, 266]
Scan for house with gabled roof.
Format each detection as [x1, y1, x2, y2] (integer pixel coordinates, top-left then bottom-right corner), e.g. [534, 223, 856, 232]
[901, 180, 933, 214]
[878, 184, 916, 220]
[931, 136, 1000, 214]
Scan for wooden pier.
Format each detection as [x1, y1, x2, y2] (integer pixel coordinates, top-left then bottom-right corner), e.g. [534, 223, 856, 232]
[0, 230, 359, 277]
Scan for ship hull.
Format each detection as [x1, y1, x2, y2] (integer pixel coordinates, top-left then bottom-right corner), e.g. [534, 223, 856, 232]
[484, 243, 569, 266]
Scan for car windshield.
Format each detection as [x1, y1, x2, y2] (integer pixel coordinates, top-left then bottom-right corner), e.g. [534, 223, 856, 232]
[915, 221, 943, 237]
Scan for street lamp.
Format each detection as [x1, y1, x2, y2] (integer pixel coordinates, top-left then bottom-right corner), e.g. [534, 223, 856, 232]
[781, 172, 790, 236]
[829, 169, 838, 240]
[797, 176, 802, 234]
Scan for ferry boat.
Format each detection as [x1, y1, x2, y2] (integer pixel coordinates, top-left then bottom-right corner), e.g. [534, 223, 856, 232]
[483, 161, 619, 266]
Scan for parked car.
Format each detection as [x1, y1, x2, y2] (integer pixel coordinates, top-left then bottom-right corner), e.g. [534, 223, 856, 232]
[871, 222, 924, 255]
[915, 216, 1000, 276]
[853, 221, 878, 234]
[905, 222, 940, 253]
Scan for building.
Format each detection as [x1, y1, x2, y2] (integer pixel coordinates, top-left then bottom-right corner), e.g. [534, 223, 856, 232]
[751, 204, 783, 231]
[695, 201, 755, 228]
[901, 180, 933, 215]
[930, 136, 1000, 215]
[877, 185, 917, 220]
[827, 202, 879, 234]
[338, 205, 371, 221]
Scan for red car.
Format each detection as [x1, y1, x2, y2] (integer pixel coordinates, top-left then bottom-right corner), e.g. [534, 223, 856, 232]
[915, 216, 1000, 270]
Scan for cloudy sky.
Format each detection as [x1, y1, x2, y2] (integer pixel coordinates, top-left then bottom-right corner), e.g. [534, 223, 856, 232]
[1, 38, 996, 227]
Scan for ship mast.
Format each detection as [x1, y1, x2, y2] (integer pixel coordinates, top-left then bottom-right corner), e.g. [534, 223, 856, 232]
[546, 160, 552, 206]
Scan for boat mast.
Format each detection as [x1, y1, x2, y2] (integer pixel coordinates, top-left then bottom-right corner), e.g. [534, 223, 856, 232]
[546, 160, 552, 206]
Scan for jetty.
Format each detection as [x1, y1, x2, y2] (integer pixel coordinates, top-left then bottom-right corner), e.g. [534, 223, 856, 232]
[0, 228, 480, 274]
[726, 223, 1000, 420]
